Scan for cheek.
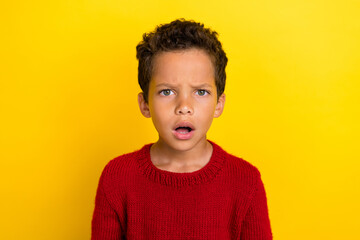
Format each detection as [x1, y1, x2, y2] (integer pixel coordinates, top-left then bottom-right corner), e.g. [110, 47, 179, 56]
[196, 104, 217, 125]
[151, 104, 172, 124]
[197, 100, 217, 115]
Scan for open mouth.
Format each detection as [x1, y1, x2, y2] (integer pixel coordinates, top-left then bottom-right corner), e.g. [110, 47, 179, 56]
[173, 122, 195, 140]
[175, 126, 193, 134]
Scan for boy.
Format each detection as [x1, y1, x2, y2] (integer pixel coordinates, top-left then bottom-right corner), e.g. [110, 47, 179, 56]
[92, 19, 272, 239]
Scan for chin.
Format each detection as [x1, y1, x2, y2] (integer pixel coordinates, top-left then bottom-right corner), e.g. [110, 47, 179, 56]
[164, 137, 207, 152]
[172, 141, 196, 152]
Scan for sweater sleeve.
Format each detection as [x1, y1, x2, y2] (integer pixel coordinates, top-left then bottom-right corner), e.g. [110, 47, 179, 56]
[91, 171, 124, 240]
[240, 173, 273, 240]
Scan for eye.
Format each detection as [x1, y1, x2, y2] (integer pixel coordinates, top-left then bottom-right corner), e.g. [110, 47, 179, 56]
[160, 89, 174, 96]
[196, 89, 209, 96]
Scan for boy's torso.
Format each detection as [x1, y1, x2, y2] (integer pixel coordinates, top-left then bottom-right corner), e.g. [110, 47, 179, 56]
[101, 142, 259, 239]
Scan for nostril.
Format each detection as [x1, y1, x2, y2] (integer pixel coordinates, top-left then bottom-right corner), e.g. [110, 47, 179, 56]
[176, 106, 193, 114]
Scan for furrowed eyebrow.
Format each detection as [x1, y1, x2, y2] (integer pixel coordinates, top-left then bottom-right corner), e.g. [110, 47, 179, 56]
[191, 83, 213, 88]
[155, 83, 176, 88]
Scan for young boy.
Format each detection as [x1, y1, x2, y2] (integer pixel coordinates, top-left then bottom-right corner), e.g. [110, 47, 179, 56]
[92, 19, 272, 239]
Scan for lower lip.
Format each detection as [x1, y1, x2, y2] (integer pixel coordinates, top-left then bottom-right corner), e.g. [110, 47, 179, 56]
[172, 129, 195, 140]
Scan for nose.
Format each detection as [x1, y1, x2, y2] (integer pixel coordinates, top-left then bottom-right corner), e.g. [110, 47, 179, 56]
[175, 95, 193, 115]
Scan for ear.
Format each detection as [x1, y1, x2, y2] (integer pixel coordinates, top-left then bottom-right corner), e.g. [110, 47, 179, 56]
[138, 92, 151, 118]
[214, 93, 225, 118]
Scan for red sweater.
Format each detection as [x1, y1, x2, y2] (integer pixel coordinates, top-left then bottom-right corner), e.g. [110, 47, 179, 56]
[92, 141, 272, 239]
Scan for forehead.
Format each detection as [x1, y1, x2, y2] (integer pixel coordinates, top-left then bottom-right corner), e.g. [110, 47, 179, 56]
[151, 48, 215, 86]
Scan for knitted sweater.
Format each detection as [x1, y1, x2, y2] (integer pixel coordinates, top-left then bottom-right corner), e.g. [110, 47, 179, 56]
[92, 141, 272, 240]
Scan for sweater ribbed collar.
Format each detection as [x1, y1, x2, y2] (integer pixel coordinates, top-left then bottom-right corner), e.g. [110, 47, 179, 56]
[136, 140, 226, 187]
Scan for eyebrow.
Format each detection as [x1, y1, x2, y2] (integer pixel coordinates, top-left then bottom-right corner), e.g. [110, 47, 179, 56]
[155, 83, 176, 88]
[192, 83, 213, 88]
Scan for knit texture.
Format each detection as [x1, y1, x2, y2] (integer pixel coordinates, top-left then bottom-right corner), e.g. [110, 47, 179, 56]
[92, 141, 272, 239]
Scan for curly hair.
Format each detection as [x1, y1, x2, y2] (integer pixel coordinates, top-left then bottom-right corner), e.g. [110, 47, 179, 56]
[136, 19, 228, 103]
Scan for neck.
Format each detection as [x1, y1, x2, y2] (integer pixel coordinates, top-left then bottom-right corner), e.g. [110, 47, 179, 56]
[150, 138, 213, 170]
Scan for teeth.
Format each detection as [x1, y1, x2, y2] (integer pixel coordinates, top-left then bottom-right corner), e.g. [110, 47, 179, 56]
[176, 127, 192, 133]
[178, 130, 189, 134]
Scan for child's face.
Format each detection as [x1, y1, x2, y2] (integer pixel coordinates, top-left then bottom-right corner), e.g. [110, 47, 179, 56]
[138, 48, 225, 152]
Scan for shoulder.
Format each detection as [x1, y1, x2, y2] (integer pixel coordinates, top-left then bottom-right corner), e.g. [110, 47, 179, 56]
[226, 151, 260, 179]
[218, 145, 264, 200]
[99, 144, 150, 189]
[213, 142, 261, 187]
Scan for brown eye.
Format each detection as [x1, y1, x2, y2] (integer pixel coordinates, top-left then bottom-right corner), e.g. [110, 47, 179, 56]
[160, 89, 173, 96]
[196, 90, 208, 96]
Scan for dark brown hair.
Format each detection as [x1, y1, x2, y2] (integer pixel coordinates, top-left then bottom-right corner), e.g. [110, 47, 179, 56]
[136, 19, 228, 102]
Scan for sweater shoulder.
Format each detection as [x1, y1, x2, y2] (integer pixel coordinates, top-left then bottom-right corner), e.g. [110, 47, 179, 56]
[223, 149, 261, 186]
[226, 150, 260, 174]
[105, 149, 139, 172]
[99, 146, 144, 188]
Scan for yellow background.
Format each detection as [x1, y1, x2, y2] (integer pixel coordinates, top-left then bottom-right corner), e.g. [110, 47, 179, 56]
[1, 0, 359, 239]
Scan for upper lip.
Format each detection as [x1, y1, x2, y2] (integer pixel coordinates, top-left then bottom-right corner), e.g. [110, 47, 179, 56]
[173, 121, 195, 131]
